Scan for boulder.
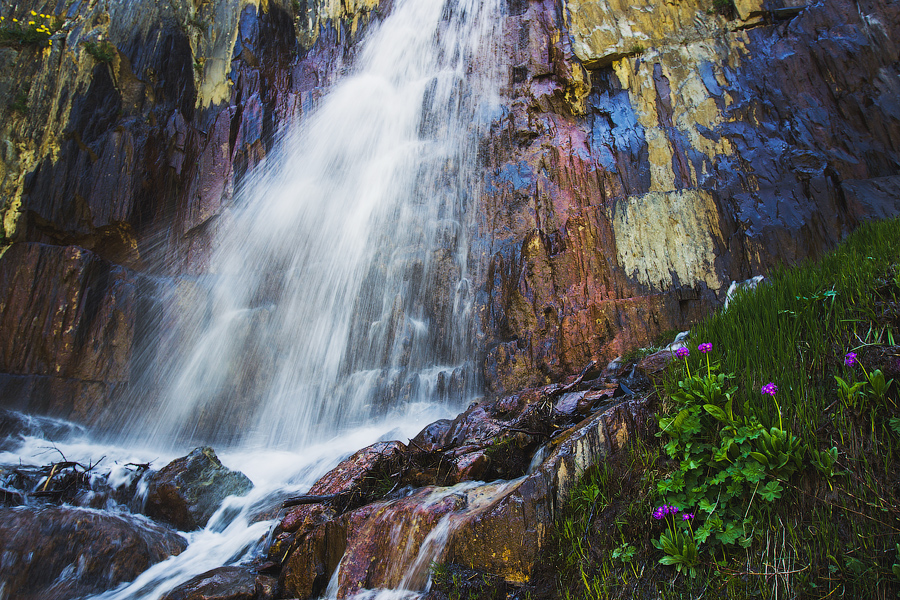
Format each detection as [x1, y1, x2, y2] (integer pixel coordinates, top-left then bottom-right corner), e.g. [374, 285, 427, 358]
[161, 566, 278, 600]
[144, 447, 253, 530]
[0, 505, 187, 600]
[280, 488, 466, 599]
[636, 348, 679, 380]
[442, 399, 649, 582]
[279, 440, 405, 534]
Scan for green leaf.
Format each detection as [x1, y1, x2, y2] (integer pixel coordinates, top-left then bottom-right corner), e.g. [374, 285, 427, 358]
[759, 481, 783, 502]
[742, 460, 767, 483]
[716, 521, 742, 545]
[890, 417, 900, 437]
[703, 403, 730, 423]
[749, 451, 769, 466]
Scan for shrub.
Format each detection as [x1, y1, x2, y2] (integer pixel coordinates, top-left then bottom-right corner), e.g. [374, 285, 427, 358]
[0, 12, 61, 48]
[83, 40, 116, 63]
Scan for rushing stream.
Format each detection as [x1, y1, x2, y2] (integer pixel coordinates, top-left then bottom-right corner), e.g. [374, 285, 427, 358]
[2, 0, 508, 597]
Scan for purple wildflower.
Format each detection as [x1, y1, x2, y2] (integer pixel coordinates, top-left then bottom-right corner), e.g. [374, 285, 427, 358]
[845, 352, 857, 367]
[675, 346, 690, 359]
[698, 343, 713, 354]
[761, 382, 778, 396]
[682, 512, 695, 521]
[652, 504, 680, 520]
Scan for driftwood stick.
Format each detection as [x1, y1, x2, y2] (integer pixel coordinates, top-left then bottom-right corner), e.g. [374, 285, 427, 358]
[552, 360, 597, 397]
[281, 493, 341, 508]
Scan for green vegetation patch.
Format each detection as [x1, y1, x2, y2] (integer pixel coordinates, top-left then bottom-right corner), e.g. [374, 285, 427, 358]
[0, 11, 62, 48]
[542, 218, 900, 599]
[83, 40, 116, 63]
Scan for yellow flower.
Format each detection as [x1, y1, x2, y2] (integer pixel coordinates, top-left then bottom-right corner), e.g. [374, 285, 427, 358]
[31, 10, 36, 15]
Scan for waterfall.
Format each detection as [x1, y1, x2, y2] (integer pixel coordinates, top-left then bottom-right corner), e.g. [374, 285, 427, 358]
[120, 0, 504, 450]
[0, 1, 511, 599]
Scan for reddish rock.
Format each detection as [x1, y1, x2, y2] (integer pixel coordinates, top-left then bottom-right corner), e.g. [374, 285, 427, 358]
[335, 490, 467, 597]
[161, 566, 277, 600]
[0, 243, 136, 383]
[409, 419, 453, 452]
[280, 440, 405, 535]
[452, 450, 490, 482]
[0, 243, 136, 423]
[444, 400, 648, 582]
[144, 447, 253, 531]
[0, 505, 187, 600]
[636, 348, 679, 380]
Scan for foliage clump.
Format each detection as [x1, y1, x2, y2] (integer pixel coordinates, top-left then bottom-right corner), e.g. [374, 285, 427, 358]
[0, 11, 62, 48]
[83, 40, 116, 64]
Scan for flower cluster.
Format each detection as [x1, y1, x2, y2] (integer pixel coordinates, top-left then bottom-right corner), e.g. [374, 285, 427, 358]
[652, 504, 680, 520]
[681, 512, 695, 521]
[761, 382, 778, 396]
[844, 352, 857, 367]
[698, 342, 713, 354]
[675, 346, 689, 359]
[0, 11, 59, 48]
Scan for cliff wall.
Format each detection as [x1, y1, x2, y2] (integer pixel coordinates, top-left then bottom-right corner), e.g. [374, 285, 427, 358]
[0, 0, 898, 421]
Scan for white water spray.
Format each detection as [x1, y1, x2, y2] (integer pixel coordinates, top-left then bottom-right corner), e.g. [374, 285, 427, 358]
[122, 0, 504, 451]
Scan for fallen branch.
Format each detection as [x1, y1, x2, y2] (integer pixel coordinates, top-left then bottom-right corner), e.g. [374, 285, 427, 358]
[281, 493, 342, 508]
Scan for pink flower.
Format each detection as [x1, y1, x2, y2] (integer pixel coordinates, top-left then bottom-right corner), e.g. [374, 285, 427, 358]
[676, 347, 690, 359]
[761, 382, 778, 396]
[698, 343, 712, 354]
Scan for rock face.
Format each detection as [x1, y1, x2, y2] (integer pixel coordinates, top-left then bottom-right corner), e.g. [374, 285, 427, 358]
[144, 446, 254, 530]
[0, 505, 187, 600]
[473, 0, 900, 393]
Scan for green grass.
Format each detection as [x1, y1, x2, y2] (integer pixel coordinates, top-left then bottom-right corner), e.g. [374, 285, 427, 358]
[540, 218, 900, 599]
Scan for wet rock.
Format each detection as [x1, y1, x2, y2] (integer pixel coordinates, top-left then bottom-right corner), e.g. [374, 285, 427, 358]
[410, 418, 453, 452]
[443, 399, 650, 582]
[144, 447, 253, 530]
[271, 440, 407, 590]
[278, 512, 348, 598]
[334, 490, 468, 597]
[280, 440, 405, 534]
[0, 243, 136, 422]
[451, 450, 490, 482]
[281, 488, 467, 599]
[0, 505, 187, 600]
[636, 348, 678, 380]
[279, 390, 650, 597]
[161, 566, 278, 600]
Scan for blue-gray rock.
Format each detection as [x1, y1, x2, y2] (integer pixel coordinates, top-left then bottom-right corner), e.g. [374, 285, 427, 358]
[144, 446, 253, 530]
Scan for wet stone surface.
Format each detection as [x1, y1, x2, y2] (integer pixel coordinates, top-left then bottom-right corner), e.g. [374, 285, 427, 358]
[0, 505, 187, 600]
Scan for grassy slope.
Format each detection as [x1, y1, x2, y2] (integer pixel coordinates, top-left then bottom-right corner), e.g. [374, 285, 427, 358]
[536, 218, 900, 599]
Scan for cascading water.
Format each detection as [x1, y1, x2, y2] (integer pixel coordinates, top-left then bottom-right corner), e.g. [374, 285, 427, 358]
[0, 0, 512, 598]
[120, 0, 504, 450]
